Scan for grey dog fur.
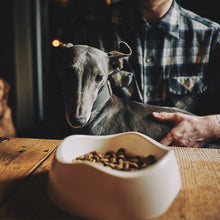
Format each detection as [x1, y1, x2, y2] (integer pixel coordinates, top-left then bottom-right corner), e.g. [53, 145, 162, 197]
[59, 42, 190, 142]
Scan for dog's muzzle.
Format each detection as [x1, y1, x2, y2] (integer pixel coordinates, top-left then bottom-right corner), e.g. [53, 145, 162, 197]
[65, 112, 87, 128]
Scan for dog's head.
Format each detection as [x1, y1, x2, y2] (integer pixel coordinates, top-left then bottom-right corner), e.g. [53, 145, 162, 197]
[58, 42, 132, 128]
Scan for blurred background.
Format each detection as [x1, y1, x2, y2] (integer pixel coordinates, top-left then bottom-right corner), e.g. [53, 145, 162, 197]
[0, 0, 219, 139]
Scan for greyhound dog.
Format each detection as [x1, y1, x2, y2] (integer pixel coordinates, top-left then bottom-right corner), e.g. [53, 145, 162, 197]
[58, 42, 190, 141]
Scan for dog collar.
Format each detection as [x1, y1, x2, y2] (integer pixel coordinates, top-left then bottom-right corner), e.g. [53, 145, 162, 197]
[92, 81, 112, 111]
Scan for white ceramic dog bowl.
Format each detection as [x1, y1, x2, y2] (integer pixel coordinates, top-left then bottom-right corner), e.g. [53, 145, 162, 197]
[48, 132, 181, 220]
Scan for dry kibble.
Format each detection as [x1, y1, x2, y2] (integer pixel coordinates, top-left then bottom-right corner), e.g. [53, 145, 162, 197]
[104, 151, 114, 158]
[93, 155, 100, 161]
[130, 156, 141, 164]
[143, 155, 156, 165]
[117, 148, 125, 155]
[73, 148, 156, 171]
[109, 163, 117, 169]
[110, 157, 117, 163]
[101, 158, 109, 163]
[129, 162, 139, 169]
[124, 161, 130, 170]
[76, 155, 85, 160]
[118, 154, 126, 160]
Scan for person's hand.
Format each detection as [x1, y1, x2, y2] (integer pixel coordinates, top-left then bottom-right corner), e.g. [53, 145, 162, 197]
[152, 112, 220, 148]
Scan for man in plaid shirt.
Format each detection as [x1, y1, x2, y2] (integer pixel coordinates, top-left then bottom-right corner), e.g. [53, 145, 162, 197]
[71, 0, 220, 148]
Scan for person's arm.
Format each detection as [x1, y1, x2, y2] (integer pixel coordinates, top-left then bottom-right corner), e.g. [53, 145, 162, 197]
[152, 112, 220, 148]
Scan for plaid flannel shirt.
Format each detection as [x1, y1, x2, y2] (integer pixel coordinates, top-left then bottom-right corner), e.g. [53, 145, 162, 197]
[72, 0, 220, 115]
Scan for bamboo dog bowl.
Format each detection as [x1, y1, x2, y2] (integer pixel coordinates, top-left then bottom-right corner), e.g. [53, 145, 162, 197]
[48, 132, 181, 220]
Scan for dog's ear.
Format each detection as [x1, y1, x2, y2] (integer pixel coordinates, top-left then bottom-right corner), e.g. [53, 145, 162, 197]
[60, 43, 74, 49]
[108, 41, 132, 71]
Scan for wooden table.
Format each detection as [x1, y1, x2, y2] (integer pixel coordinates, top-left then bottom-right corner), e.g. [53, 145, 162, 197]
[0, 138, 219, 220]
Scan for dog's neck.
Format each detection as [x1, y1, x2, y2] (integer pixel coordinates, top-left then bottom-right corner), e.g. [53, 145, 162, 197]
[92, 81, 112, 112]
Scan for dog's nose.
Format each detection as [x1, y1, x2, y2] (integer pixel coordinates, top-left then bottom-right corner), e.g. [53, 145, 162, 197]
[70, 116, 87, 127]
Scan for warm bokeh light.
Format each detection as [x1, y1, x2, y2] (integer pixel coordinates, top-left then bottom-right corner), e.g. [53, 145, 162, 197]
[52, 39, 61, 47]
[106, 0, 111, 5]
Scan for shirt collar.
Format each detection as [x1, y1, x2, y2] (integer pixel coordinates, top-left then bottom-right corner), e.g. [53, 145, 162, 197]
[87, 1, 180, 39]
[135, 0, 180, 39]
[157, 0, 180, 39]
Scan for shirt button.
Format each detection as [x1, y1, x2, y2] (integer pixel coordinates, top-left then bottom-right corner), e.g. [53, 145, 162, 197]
[146, 91, 151, 97]
[146, 57, 153, 64]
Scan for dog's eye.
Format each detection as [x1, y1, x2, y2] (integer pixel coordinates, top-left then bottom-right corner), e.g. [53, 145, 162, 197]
[95, 74, 103, 82]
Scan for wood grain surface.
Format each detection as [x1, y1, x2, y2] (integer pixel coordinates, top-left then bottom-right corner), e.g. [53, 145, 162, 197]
[0, 138, 219, 220]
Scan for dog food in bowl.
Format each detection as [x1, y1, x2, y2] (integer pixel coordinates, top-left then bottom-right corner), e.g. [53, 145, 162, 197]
[73, 148, 156, 171]
[48, 132, 181, 220]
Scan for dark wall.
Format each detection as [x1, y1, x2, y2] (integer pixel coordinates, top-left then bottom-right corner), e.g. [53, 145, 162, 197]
[178, 0, 220, 23]
[0, 0, 16, 114]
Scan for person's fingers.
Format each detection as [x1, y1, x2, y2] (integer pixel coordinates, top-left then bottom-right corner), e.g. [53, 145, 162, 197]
[159, 131, 174, 146]
[159, 125, 185, 146]
[152, 112, 185, 123]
